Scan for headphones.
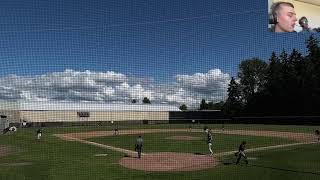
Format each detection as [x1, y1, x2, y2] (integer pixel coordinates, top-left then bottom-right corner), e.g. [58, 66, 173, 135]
[269, 2, 281, 24]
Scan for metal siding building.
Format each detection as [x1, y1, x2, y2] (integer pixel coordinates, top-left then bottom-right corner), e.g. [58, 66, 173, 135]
[0, 101, 180, 124]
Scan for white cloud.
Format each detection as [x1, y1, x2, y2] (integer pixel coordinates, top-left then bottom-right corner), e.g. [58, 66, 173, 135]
[176, 69, 230, 91]
[172, 69, 230, 107]
[0, 69, 230, 109]
[102, 87, 115, 96]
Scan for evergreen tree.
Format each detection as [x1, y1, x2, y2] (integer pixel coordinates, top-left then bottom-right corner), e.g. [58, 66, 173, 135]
[199, 99, 208, 110]
[224, 77, 243, 116]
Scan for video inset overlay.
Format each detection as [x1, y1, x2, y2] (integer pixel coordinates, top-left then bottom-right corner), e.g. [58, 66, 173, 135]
[268, 0, 320, 33]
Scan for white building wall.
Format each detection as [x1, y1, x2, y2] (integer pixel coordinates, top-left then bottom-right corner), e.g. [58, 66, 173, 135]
[19, 111, 169, 122]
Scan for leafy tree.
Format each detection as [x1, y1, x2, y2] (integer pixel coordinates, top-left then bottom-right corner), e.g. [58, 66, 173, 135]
[214, 101, 225, 110]
[142, 97, 151, 104]
[207, 101, 214, 110]
[131, 99, 137, 103]
[238, 58, 268, 104]
[208, 101, 224, 110]
[179, 104, 188, 111]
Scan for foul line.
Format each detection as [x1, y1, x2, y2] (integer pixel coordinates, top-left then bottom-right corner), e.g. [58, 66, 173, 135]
[53, 134, 144, 157]
[215, 141, 317, 157]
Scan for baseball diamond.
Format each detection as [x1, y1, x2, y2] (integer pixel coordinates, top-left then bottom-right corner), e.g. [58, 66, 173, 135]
[53, 128, 316, 172]
[0, 124, 320, 180]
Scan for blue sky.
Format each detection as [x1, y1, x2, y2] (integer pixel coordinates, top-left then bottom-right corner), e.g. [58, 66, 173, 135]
[0, 0, 319, 107]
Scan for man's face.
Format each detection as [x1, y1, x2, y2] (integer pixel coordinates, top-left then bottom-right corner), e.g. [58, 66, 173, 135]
[276, 5, 297, 32]
[301, 18, 309, 28]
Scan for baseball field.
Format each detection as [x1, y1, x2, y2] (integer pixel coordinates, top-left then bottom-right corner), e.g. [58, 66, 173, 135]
[0, 123, 319, 180]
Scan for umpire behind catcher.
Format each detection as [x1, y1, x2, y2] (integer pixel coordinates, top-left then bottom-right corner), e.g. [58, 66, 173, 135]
[135, 135, 143, 159]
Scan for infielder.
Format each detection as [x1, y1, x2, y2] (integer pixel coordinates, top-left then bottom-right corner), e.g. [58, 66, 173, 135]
[206, 128, 213, 156]
[235, 141, 248, 165]
[135, 135, 143, 159]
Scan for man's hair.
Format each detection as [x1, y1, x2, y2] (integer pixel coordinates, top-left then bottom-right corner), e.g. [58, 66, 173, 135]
[271, 1, 294, 15]
[299, 16, 307, 26]
[270, 1, 295, 24]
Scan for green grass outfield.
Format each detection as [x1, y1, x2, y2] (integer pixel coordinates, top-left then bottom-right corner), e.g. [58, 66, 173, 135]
[0, 124, 319, 180]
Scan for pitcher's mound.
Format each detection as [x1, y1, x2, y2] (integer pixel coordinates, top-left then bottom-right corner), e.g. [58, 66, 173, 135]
[119, 152, 218, 172]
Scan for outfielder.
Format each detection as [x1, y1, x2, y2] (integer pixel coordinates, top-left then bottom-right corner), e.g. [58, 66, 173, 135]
[235, 141, 248, 165]
[37, 128, 42, 140]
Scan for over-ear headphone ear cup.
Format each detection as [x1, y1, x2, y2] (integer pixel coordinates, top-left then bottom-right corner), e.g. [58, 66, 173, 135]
[269, 13, 277, 24]
[273, 13, 277, 24]
[269, 2, 280, 24]
[269, 13, 274, 24]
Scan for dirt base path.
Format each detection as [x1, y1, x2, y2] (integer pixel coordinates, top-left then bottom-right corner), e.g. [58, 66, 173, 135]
[54, 128, 316, 172]
[0, 145, 10, 158]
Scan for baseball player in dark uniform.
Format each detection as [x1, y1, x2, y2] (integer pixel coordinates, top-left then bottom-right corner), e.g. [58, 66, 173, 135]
[206, 128, 213, 156]
[2, 126, 17, 134]
[135, 135, 143, 159]
[37, 128, 42, 140]
[2, 127, 10, 134]
[113, 126, 119, 136]
[315, 130, 320, 142]
[235, 141, 248, 165]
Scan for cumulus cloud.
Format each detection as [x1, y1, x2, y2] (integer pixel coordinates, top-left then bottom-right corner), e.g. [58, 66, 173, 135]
[0, 69, 230, 109]
[171, 69, 230, 107]
[176, 69, 230, 92]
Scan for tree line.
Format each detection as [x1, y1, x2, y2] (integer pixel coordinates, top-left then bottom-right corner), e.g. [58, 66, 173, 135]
[226, 35, 320, 116]
[180, 36, 320, 116]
